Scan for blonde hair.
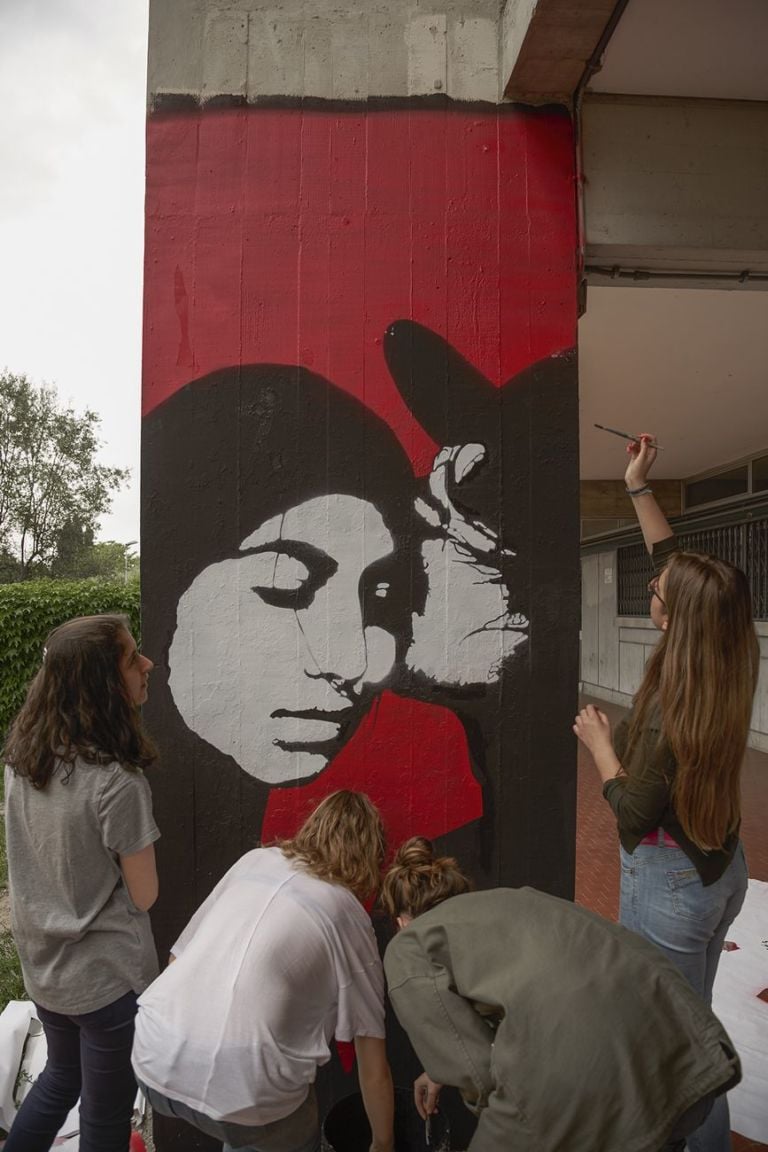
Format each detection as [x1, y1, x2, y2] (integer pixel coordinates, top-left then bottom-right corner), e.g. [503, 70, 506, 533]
[280, 791, 385, 900]
[381, 837, 471, 919]
[628, 551, 759, 851]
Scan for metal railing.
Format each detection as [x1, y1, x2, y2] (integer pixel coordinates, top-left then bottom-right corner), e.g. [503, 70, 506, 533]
[617, 515, 768, 620]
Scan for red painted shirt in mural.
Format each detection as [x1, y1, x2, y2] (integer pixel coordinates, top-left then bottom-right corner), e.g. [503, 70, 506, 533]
[262, 691, 483, 845]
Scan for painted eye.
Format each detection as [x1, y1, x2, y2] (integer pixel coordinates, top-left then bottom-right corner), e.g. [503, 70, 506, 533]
[247, 553, 311, 607]
[252, 550, 308, 589]
[374, 582, 390, 599]
[239, 541, 338, 612]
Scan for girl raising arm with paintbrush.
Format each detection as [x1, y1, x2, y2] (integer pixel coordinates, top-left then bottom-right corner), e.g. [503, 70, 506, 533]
[574, 433, 759, 1152]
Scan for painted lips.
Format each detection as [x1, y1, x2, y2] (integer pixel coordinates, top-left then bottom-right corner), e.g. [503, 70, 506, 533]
[270, 707, 355, 747]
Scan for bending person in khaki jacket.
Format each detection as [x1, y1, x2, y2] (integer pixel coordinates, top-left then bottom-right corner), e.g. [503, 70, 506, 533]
[382, 838, 740, 1152]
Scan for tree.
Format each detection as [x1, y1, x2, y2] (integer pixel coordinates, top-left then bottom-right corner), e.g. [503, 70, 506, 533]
[0, 371, 128, 578]
[0, 547, 21, 584]
[50, 523, 139, 582]
[49, 516, 96, 580]
[86, 540, 139, 583]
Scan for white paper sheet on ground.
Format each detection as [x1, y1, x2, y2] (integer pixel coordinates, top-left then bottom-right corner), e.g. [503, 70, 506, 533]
[0, 1000, 79, 1142]
[711, 878, 768, 1143]
[0, 1000, 144, 1148]
[0, 1001, 33, 1132]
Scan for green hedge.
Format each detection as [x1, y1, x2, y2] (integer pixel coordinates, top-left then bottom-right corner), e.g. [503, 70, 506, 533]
[0, 580, 140, 741]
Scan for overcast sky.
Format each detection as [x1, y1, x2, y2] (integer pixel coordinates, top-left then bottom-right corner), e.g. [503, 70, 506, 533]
[0, 0, 149, 545]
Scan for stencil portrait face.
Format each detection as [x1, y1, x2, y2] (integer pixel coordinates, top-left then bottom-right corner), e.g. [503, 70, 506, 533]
[168, 494, 398, 784]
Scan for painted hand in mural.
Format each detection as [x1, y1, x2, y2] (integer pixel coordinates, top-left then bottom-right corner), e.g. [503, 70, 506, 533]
[407, 442, 527, 687]
[384, 320, 539, 689]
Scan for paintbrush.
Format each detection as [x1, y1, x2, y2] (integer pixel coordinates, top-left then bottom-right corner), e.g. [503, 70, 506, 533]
[594, 424, 664, 450]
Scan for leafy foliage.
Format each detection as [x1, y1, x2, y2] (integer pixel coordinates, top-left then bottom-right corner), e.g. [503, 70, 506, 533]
[0, 931, 25, 1007]
[0, 371, 129, 578]
[0, 580, 140, 740]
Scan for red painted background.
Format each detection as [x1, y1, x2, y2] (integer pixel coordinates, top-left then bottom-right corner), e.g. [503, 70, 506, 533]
[144, 105, 576, 478]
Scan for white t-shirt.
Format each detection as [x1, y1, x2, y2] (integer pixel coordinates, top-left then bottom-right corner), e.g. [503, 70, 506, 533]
[132, 847, 384, 1126]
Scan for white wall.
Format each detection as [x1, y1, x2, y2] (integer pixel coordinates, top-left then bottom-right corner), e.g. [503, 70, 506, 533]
[580, 549, 768, 752]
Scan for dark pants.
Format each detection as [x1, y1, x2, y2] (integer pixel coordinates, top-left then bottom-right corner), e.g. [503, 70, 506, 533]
[659, 1091, 717, 1151]
[141, 1082, 320, 1152]
[4, 991, 138, 1152]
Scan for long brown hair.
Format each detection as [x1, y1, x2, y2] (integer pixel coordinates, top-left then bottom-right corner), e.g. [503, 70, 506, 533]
[4, 614, 157, 789]
[628, 552, 759, 850]
[280, 790, 386, 900]
[381, 836, 471, 919]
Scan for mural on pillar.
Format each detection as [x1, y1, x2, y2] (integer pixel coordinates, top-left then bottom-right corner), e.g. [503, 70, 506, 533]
[142, 103, 579, 928]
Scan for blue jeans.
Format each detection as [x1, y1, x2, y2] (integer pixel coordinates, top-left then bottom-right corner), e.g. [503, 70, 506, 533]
[141, 1082, 320, 1152]
[4, 990, 138, 1152]
[620, 840, 748, 1152]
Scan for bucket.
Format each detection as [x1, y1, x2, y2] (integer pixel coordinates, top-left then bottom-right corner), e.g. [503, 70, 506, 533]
[321, 1088, 451, 1152]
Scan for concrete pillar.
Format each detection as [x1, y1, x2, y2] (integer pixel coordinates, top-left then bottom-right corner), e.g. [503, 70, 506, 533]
[142, 4, 579, 1143]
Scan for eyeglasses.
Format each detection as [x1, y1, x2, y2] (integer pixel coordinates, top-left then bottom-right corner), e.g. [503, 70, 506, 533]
[648, 575, 667, 611]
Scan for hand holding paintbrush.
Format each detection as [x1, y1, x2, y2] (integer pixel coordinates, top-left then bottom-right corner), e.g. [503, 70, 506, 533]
[623, 431, 660, 498]
[594, 424, 663, 450]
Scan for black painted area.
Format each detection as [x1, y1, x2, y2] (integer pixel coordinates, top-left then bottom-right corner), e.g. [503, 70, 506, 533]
[149, 92, 572, 119]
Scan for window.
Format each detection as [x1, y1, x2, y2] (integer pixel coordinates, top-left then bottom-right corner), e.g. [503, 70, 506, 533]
[684, 466, 748, 510]
[752, 454, 768, 493]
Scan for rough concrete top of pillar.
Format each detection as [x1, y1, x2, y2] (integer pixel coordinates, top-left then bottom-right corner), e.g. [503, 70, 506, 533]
[148, 0, 513, 108]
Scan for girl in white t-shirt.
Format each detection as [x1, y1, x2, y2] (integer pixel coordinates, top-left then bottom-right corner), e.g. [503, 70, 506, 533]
[133, 790, 394, 1152]
[3, 614, 160, 1152]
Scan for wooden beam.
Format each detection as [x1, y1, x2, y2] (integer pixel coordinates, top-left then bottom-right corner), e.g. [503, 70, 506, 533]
[581, 479, 682, 519]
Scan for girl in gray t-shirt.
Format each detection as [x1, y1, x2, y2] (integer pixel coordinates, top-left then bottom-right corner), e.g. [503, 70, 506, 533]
[3, 614, 160, 1152]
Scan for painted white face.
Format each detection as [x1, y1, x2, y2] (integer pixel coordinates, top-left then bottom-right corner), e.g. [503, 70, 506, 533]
[168, 495, 397, 784]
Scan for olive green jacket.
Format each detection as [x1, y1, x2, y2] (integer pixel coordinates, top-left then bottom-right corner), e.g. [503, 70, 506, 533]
[604, 714, 739, 884]
[384, 889, 739, 1152]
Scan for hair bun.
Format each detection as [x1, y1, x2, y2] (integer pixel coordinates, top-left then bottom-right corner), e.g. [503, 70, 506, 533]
[382, 837, 471, 919]
[393, 836, 434, 870]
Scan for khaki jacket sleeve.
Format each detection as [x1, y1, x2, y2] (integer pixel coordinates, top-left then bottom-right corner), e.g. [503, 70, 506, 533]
[386, 953, 494, 1108]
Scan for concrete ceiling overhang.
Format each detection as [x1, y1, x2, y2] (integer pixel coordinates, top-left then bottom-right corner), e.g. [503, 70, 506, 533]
[574, 0, 768, 481]
[579, 287, 768, 481]
[503, 0, 768, 107]
[503, 0, 618, 105]
[588, 0, 768, 102]
[490, 0, 764, 481]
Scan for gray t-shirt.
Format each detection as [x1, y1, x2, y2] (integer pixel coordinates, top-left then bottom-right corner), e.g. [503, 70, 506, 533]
[5, 758, 160, 1014]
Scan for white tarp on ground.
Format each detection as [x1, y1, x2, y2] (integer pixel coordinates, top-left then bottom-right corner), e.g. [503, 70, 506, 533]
[0, 1000, 144, 1149]
[0, 999, 79, 1146]
[712, 878, 768, 1143]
